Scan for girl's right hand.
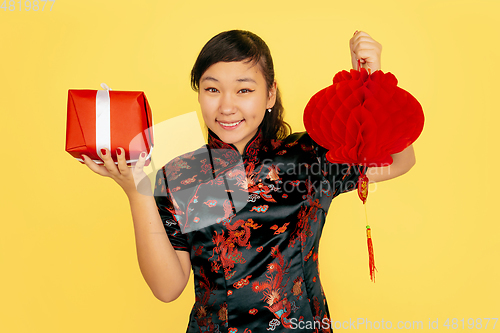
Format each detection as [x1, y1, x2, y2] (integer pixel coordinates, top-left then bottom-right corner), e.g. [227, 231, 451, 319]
[81, 148, 152, 197]
[350, 31, 382, 72]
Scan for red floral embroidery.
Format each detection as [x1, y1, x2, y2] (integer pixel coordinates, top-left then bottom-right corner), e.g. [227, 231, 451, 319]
[251, 282, 261, 293]
[301, 144, 314, 151]
[194, 267, 217, 329]
[251, 246, 294, 328]
[209, 219, 261, 279]
[181, 175, 197, 185]
[266, 165, 281, 182]
[218, 302, 228, 323]
[248, 182, 276, 203]
[204, 200, 217, 207]
[304, 248, 314, 261]
[289, 199, 322, 250]
[200, 158, 212, 174]
[155, 131, 360, 331]
[270, 139, 282, 149]
[292, 277, 304, 298]
[193, 245, 203, 256]
[270, 222, 289, 235]
[233, 275, 252, 289]
[267, 262, 278, 272]
[249, 205, 269, 213]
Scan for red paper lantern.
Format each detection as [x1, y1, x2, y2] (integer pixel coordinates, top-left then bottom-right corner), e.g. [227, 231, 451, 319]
[303, 65, 425, 282]
[303, 68, 424, 167]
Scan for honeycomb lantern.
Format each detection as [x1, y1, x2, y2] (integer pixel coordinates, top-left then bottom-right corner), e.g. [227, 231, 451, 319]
[303, 68, 424, 167]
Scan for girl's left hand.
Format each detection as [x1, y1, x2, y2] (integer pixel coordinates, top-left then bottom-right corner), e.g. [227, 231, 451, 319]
[82, 147, 152, 197]
[350, 31, 382, 72]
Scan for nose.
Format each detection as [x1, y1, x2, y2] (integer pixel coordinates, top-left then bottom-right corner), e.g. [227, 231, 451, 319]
[219, 92, 236, 115]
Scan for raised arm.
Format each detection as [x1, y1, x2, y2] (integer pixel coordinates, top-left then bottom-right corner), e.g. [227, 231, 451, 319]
[350, 31, 416, 183]
[82, 148, 191, 302]
[365, 144, 416, 183]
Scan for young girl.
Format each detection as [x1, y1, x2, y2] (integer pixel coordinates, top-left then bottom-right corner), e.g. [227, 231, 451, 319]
[82, 30, 415, 333]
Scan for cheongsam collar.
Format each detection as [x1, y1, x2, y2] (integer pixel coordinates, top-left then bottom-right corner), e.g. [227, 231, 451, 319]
[207, 129, 263, 160]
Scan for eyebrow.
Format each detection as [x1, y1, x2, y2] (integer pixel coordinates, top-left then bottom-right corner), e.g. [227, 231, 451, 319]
[201, 76, 218, 83]
[236, 77, 257, 83]
[200, 76, 257, 84]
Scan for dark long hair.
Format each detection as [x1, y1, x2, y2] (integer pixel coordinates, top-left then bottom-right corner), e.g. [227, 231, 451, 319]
[190, 30, 291, 141]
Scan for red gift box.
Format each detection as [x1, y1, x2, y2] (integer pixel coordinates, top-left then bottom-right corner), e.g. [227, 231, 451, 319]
[66, 83, 154, 165]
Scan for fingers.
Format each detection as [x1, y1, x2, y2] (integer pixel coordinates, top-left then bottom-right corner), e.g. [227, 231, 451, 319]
[99, 148, 122, 178]
[351, 32, 377, 56]
[81, 154, 112, 177]
[350, 30, 382, 71]
[350, 31, 370, 65]
[134, 151, 147, 171]
[81, 149, 150, 195]
[115, 147, 129, 175]
[350, 31, 373, 47]
[133, 151, 152, 196]
[82, 148, 147, 183]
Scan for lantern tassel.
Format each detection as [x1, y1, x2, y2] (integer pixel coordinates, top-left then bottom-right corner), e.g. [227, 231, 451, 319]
[366, 224, 377, 282]
[358, 169, 377, 282]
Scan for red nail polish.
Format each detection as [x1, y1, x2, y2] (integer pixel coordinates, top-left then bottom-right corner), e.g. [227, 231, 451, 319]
[81, 155, 86, 161]
[101, 148, 106, 156]
[140, 152, 146, 158]
[354, 30, 358, 36]
[117, 149, 122, 156]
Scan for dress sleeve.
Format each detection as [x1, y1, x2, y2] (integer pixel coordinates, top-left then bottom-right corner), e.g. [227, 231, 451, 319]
[153, 168, 190, 252]
[315, 141, 368, 199]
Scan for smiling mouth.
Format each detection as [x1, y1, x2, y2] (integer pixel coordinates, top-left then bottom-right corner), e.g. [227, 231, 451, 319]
[217, 120, 244, 128]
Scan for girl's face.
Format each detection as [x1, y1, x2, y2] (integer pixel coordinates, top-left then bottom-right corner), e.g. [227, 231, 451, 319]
[198, 60, 276, 154]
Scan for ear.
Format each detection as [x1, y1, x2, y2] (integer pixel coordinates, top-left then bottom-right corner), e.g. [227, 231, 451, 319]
[267, 81, 277, 108]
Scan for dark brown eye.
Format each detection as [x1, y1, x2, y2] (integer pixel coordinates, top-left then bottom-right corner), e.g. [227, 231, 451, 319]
[239, 89, 254, 93]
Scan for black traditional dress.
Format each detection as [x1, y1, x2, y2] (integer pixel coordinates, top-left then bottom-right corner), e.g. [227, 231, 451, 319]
[154, 130, 366, 333]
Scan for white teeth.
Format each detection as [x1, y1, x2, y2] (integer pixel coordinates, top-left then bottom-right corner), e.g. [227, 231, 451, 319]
[219, 120, 242, 126]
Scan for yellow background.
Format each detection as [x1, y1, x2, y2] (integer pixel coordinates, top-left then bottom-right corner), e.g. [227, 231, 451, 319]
[1, 0, 499, 332]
